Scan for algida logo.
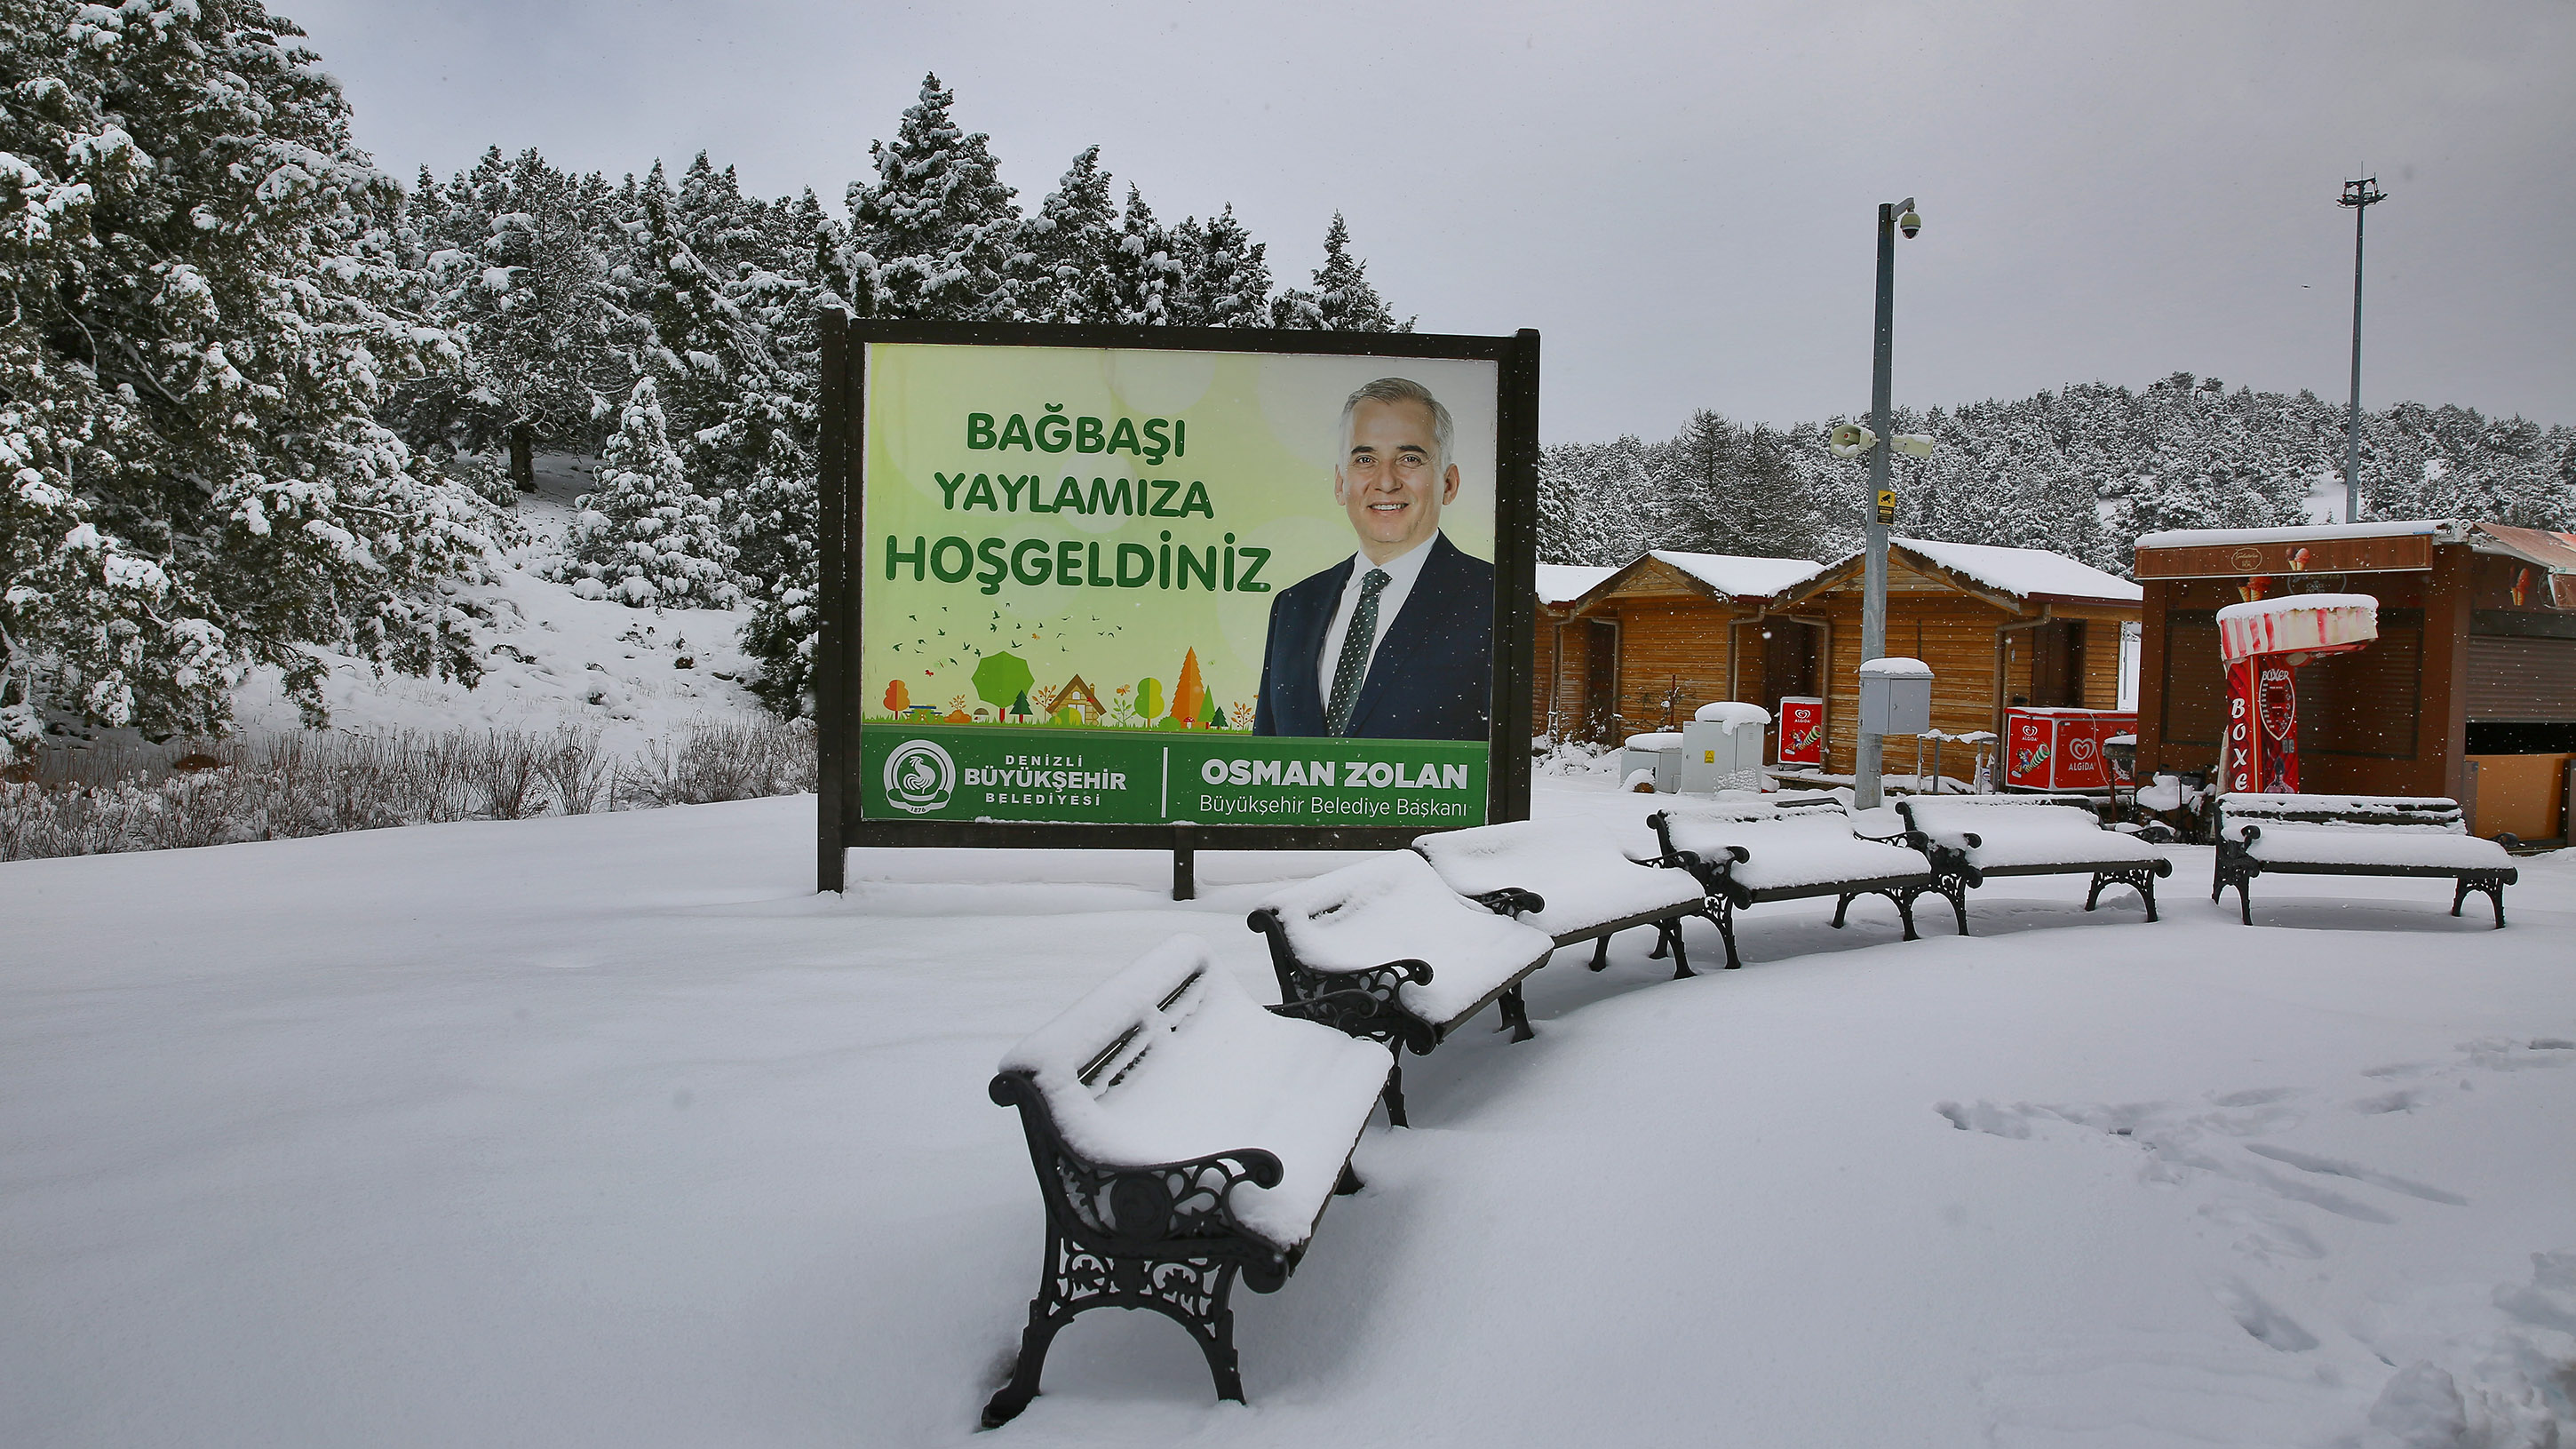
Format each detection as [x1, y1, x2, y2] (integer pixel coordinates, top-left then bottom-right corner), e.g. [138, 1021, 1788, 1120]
[884, 739, 957, 814]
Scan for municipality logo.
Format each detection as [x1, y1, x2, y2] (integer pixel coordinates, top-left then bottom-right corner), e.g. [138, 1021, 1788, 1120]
[884, 739, 957, 814]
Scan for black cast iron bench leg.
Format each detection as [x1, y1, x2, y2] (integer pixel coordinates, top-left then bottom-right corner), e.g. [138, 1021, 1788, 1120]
[983, 1234, 1248, 1429]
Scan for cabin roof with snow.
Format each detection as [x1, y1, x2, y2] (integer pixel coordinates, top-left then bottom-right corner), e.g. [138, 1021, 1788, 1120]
[1533, 564, 1618, 609]
[1571, 550, 1826, 610]
[1784, 538, 2143, 610]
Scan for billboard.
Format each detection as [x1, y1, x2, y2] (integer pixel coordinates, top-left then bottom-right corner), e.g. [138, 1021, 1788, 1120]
[815, 320, 1539, 886]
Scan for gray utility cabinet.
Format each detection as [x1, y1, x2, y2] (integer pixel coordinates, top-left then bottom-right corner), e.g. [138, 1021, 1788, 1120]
[1859, 661, 1933, 736]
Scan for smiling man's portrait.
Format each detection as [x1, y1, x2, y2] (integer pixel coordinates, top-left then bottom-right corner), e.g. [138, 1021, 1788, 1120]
[1252, 377, 1495, 740]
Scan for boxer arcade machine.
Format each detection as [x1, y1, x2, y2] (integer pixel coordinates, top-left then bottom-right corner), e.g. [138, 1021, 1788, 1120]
[2213, 588, 2380, 796]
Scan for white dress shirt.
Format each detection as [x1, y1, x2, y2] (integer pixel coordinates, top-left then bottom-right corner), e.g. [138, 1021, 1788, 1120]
[1315, 531, 1442, 706]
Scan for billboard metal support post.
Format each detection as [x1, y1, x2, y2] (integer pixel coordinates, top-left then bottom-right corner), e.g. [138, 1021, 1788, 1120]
[816, 307, 853, 891]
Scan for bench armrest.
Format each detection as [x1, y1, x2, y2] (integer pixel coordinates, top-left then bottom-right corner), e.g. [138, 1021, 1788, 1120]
[1466, 886, 1547, 918]
[990, 1070, 1289, 1251]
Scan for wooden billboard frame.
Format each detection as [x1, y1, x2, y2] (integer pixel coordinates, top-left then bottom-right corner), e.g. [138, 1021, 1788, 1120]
[814, 314, 1542, 895]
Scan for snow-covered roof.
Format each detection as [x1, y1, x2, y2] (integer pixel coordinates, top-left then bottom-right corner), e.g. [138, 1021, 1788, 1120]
[1644, 550, 1825, 600]
[2135, 520, 2469, 550]
[1892, 538, 2143, 604]
[1533, 564, 1618, 607]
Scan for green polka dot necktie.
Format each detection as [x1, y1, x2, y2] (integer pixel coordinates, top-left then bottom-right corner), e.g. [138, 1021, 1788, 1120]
[1325, 568, 1391, 736]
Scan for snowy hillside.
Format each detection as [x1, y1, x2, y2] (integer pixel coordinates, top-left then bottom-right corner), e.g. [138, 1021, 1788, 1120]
[227, 457, 771, 754]
[4, 776, 2571, 1448]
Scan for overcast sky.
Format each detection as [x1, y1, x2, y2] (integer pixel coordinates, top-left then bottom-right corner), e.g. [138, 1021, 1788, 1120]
[288, 0, 2575, 444]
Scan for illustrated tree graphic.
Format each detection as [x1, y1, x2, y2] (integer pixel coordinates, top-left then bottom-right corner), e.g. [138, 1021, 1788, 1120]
[974, 652, 1035, 724]
[1170, 649, 1206, 728]
[1200, 690, 1223, 728]
[1010, 689, 1031, 722]
[1135, 677, 1164, 726]
[883, 679, 910, 713]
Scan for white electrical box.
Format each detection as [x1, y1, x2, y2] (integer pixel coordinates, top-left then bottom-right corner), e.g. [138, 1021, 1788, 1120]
[1678, 713, 1769, 792]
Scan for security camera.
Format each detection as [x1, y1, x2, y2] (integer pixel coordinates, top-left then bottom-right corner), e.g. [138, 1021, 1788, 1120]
[1893, 433, 1937, 458]
[1897, 198, 1922, 239]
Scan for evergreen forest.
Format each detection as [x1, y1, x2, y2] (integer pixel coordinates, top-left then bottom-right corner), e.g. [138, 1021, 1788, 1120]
[4, 0, 2569, 761]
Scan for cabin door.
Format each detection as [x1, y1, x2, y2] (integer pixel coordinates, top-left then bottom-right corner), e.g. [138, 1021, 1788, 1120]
[1583, 619, 1619, 744]
[1762, 622, 1820, 705]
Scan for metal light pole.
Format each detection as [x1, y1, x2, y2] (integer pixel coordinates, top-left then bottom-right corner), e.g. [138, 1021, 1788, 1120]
[2339, 176, 2386, 523]
[1854, 197, 1920, 811]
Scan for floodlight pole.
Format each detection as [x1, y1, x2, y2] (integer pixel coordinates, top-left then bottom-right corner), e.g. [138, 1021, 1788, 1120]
[1856, 201, 1899, 810]
[2339, 177, 2385, 524]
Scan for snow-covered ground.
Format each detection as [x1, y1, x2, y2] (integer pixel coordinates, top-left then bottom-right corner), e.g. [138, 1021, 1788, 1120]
[227, 456, 767, 753]
[5, 776, 2571, 1448]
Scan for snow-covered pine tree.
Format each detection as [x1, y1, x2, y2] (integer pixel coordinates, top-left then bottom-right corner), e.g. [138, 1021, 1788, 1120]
[847, 75, 1022, 321]
[1021, 147, 1117, 323]
[398, 147, 627, 490]
[1106, 185, 1179, 326]
[560, 378, 738, 608]
[1273, 212, 1409, 330]
[1537, 436, 1661, 565]
[1172, 203, 1271, 327]
[1, 0, 489, 756]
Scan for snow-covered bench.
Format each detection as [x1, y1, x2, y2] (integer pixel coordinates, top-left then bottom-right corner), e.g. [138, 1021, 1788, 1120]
[1895, 796, 2174, 922]
[1411, 818, 1713, 979]
[1246, 851, 1559, 1127]
[1647, 801, 1958, 969]
[2213, 794, 2519, 928]
[982, 935, 1392, 1425]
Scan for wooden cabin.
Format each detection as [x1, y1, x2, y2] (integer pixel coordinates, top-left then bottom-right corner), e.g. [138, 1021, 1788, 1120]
[1532, 564, 1618, 744]
[1553, 551, 1825, 749]
[1768, 538, 2143, 780]
[2134, 520, 2576, 844]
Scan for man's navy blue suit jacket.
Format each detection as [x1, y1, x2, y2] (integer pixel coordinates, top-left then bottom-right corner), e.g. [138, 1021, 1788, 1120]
[1251, 532, 1494, 740]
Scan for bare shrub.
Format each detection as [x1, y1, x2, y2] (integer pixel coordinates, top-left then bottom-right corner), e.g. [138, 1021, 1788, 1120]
[0, 718, 818, 863]
[619, 717, 815, 808]
[468, 730, 544, 820]
[538, 725, 613, 815]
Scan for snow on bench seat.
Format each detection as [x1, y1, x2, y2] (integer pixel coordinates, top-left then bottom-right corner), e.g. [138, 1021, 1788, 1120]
[998, 935, 1391, 1253]
[1646, 805, 1956, 968]
[1661, 810, 1928, 893]
[2238, 824, 2514, 871]
[1248, 851, 1558, 1126]
[984, 935, 1391, 1424]
[2213, 794, 2519, 928]
[1411, 817, 1710, 976]
[1896, 796, 2173, 920]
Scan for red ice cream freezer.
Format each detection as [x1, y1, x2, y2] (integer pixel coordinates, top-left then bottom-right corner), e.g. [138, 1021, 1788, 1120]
[2003, 707, 2136, 792]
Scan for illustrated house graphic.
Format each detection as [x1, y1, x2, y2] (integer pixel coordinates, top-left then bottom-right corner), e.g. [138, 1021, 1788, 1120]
[1046, 675, 1105, 725]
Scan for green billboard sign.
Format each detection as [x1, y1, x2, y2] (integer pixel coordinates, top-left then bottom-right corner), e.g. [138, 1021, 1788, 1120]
[815, 319, 1539, 889]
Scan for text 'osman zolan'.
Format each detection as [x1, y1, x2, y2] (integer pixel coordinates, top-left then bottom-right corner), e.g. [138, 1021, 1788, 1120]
[1252, 378, 1493, 742]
